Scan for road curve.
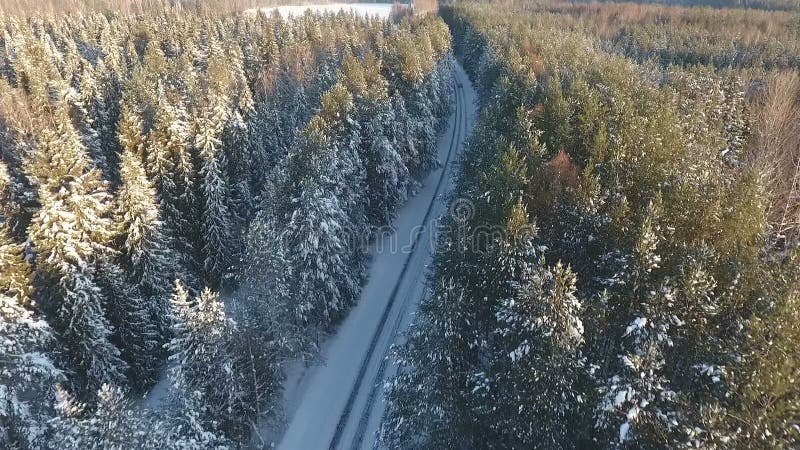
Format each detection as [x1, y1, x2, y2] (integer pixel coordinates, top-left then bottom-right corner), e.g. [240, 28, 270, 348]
[274, 62, 476, 450]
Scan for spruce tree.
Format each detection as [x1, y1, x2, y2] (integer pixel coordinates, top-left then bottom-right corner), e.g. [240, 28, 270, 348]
[50, 384, 146, 450]
[195, 91, 233, 288]
[145, 93, 181, 215]
[143, 95, 198, 281]
[115, 145, 176, 336]
[26, 106, 127, 396]
[0, 158, 33, 236]
[363, 103, 411, 226]
[95, 261, 160, 389]
[66, 62, 108, 179]
[491, 261, 586, 448]
[167, 283, 243, 437]
[0, 224, 62, 449]
[283, 125, 359, 326]
[381, 278, 473, 448]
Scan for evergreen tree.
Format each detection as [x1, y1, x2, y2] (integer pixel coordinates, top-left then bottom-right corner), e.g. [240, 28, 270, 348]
[239, 180, 317, 367]
[95, 261, 160, 389]
[141, 95, 199, 281]
[0, 224, 62, 449]
[50, 384, 232, 450]
[145, 93, 181, 214]
[26, 107, 127, 396]
[0, 158, 34, 237]
[195, 93, 233, 288]
[491, 261, 586, 448]
[50, 384, 147, 450]
[115, 145, 176, 336]
[284, 177, 356, 325]
[66, 62, 108, 180]
[283, 125, 360, 326]
[221, 42, 255, 242]
[389, 93, 420, 172]
[363, 103, 411, 226]
[167, 283, 244, 437]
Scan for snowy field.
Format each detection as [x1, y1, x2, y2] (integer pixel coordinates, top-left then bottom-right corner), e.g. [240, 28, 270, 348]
[250, 3, 395, 19]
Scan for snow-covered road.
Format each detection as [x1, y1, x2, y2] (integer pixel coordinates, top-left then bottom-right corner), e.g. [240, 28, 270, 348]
[270, 63, 476, 450]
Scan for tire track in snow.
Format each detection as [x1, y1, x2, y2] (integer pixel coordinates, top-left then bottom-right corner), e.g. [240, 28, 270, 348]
[348, 73, 467, 450]
[328, 71, 465, 450]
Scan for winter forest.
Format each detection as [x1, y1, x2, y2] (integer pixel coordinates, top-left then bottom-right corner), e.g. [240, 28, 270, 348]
[0, 1, 453, 447]
[1, 0, 799, 449]
[383, 1, 800, 449]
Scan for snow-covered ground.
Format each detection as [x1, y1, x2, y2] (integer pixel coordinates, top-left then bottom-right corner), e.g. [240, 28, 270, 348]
[248, 3, 395, 19]
[262, 63, 477, 450]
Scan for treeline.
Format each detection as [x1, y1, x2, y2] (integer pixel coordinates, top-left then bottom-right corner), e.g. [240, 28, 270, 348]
[501, 1, 800, 70]
[382, 2, 799, 448]
[0, 8, 452, 449]
[0, 0, 302, 17]
[572, 0, 800, 12]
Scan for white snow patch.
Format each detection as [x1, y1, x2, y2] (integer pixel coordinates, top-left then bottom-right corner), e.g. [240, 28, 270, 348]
[624, 317, 648, 336]
[619, 422, 631, 443]
[614, 389, 628, 407]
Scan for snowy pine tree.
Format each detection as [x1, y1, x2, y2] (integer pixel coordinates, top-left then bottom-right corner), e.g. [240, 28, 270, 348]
[167, 283, 244, 437]
[115, 145, 176, 338]
[66, 62, 109, 180]
[95, 261, 160, 389]
[50, 384, 146, 450]
[364, 103, 411, 225]
[195, 93, 233, 288]
[0, 224, 62, 449]
[283, 125, 359, 326]
[491, 261, 586, 448]
[144, 94, 199, 281]
[26, 106, 127, 396]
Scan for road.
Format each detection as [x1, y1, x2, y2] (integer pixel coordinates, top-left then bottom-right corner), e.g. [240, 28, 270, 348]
[272, 62, 476, 450]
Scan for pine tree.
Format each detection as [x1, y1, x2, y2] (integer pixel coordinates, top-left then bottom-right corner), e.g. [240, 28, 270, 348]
[0, 161, 11, 221]
[26, 107, 127, 396]
[145, 93, 181, 215]
[0, 224, 62, 450]
[381, 279, 473, 448]
[491, 261, 585, 448]
[0, 223, 30, 301]
[115, 145, 176, 336]
[247, 101, 283, 192]
[706, 275, 800, 448]
[49, 384, 146, 450]
[284, 178, 356, 325]
[240, 180, 316, 363]
[93, 59, 123, 177]
[95, 261, 160, 389]
[0, 158, 34, 237]
[241, 185, 293, 314]
[117, 104, 146, 162]
[142, 95, 199, 281]
[363, 103, 411, 226]
[595, 286, 683, 447]
[340, 53, 413, 227]
[66, 62, 108, 179]
[282, 125, 360, 326]
[221, 42, 254, 239]
[389, 93, 420, 172]
[167, 283, 244, 437]
[195, 93, 233, 288]
[317, 83, 368, 279]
